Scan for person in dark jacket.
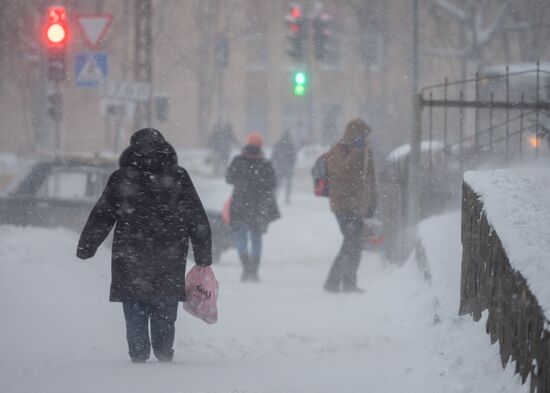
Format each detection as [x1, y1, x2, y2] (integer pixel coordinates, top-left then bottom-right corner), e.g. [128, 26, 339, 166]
[271, 130, 297, 205]
[77, 128, 212, 363]
[208, 122, 238, 176]
[324, 119, 376, 293]
[226, 132, 280, 282]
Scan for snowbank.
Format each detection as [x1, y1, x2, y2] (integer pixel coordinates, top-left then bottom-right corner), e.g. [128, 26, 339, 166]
[464, 168, 550, 319]
[416, 211, 462, 321]
[414, 210, 528, 391]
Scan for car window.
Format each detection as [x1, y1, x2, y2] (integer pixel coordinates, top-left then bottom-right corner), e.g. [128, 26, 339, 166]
[36, 168, 107, 200]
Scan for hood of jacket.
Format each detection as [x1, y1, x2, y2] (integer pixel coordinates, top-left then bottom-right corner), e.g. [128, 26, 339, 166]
[119, 128, 178, 173]
[340, 118, 371, 148]
[241, 144, 264, 159]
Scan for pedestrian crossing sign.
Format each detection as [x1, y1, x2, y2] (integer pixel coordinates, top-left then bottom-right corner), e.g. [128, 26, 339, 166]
[75, 53, 108, 87]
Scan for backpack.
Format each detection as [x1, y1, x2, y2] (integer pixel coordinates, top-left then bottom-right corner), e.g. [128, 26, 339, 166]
[311, 153, 329, 197]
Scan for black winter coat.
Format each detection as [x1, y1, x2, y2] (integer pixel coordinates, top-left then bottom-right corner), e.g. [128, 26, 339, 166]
[77, 131, 212, 303]
[226, 147, 280, 233]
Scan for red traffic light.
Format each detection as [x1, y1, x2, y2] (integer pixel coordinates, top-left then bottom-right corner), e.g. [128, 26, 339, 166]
[47, 24, 66, 44]
[290, 5, 302, 19]
[45, 6, 68, 45]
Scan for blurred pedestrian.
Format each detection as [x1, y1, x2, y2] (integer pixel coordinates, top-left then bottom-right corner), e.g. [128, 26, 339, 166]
[226, 132, 280, 282]
[77, 128, 212, 363]
[271, 130, 297, 205]
[208, 122, 238, 176]
[323, 119, 377, 293]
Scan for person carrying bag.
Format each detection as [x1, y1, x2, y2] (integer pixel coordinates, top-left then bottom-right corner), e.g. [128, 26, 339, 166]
[77, 128, 213, 363]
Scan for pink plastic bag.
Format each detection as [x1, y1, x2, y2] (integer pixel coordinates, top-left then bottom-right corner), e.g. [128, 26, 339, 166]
[183, 265, 219, 324]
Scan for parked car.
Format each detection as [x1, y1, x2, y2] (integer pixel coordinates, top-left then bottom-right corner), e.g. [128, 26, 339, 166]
[0, 158, 232, 262]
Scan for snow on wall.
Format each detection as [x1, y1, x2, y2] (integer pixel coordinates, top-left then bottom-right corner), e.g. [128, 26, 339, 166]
[387, 141, 444, 162]
[464, 168, 550, 320]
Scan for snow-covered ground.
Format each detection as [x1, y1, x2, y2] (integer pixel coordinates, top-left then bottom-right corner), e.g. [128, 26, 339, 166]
[0, 173, 527, 393]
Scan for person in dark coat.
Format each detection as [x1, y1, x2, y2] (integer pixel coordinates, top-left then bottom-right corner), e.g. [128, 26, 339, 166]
[271, 130, 297, 205]
[226, 132, 280, 282]
[324, 119, 377, 293]
[208, 122, 238, 176]
[76, 128, 212, 363]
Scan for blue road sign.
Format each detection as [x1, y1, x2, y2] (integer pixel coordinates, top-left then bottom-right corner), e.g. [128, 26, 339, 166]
[75, 53, 108, 87]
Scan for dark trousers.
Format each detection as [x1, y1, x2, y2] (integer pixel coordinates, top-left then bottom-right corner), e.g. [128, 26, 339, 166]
[324, 212, 364, 291]
[122, 298, 178, 361]
[276, 174, 294, 204]
[232, 226, 263, 274]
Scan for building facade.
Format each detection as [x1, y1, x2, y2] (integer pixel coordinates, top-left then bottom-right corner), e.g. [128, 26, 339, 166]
[0, 0, 548, 157]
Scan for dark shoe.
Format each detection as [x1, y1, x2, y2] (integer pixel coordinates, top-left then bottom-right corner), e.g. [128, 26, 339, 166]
[154, 348, 174, 362]
[323, 283, 340, 293]
[239, 252, 250, 282]
[342, 286, 365, 293]
[131, 357, 147, 363]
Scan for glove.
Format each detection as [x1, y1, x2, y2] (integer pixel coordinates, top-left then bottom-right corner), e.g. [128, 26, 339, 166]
[76, 245, 96, 260]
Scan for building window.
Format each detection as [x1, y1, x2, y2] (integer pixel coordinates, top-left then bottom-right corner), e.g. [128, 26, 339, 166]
[246, 33, 268, 69]
[320, 104, 342, 145]
[245, 1, 268, 70]
[358, 26, 384, 70]
[246, 99, 268, 134]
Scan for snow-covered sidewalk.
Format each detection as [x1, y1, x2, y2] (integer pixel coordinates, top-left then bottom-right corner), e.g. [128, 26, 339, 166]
[0, 177, 526, 393]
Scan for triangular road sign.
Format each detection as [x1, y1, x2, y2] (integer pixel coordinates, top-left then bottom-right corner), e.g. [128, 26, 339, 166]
[77, 14, 113, 50]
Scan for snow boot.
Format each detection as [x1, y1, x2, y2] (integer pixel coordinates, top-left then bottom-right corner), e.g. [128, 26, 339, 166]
[239, 251, 251, 282]
[323, 282, 340, 293]
[248, 254, 261, 282]
[342, 285, 365, 293]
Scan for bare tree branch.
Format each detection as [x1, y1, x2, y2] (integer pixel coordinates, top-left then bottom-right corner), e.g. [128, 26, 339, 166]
[433, 0, 466, 21]
[477, 0, 512, 46]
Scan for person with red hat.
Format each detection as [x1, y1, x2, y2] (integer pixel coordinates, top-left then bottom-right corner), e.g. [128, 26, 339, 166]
[225, 131, 280, 281]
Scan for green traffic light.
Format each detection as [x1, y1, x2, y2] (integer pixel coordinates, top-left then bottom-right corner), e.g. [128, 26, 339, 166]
[293, 71, 307, 96]
[294, 71, 306, 85]
[294, 84, 306, 96]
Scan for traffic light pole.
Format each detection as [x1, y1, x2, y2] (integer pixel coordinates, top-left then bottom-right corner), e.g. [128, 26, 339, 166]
[305, 45, 314, 142]
[53, 80, 62, 158]
[286, 2, 330, 144]
[43, 4, 68, 158]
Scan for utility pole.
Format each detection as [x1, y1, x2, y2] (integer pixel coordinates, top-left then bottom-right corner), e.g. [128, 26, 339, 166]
[408, 0, 422, 230]
[134, 0, 153, 129]
[197, 0, 221, 143]
[215, 35, 228, 124]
